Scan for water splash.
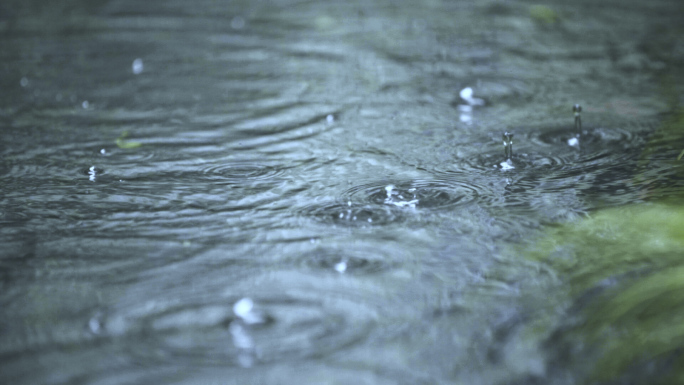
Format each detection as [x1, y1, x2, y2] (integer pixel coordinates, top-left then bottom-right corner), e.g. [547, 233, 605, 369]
[384, 184, 419, 208]
[568, 104, 582, 147]
[500, 132, 515, 170]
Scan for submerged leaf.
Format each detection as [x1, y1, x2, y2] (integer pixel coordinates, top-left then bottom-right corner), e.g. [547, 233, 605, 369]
[115, 138, 142, 149]
[115, 130, 142, 149]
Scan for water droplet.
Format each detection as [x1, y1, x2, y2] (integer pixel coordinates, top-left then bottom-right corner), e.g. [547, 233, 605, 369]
[573, 103, 582, 141]
[132, 58, 144, 75]
[503, 131, 514, 160]
[459, 86, 485, 106]
[460, 87, 473, 100]
[233, 297, 267, 325]
[99, 148, 106, 155]
[326, 114, 335, 124]
[82, 100, 89, 109]
[20, 77, 29, 87]
[233, 298, 253, 318]
[334, 260, 347, 273]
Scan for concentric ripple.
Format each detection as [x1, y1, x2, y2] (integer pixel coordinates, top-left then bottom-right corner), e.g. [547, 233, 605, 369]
[462, 151, 575, 173]
[533, 125, 641, 149]
[345, 180, 480, 209]
[301, 200, 401, 226]
[100, 273, 394, 367]
[296, 245, 398, 275]
[199, 162, 285, 184]
[451, 122, 648, 178]
[112, 161, 285, 186]
[301, 179, 484, 226]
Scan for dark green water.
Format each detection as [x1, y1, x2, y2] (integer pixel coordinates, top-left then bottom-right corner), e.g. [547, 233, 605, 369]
[2, 0, 684, 384]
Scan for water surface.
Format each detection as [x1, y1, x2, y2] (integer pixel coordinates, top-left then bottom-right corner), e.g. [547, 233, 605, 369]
[2, 0, 684, 384]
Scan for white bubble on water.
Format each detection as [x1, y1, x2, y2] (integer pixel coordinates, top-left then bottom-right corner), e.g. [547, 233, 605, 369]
[459, 87, 473, 100]
[459, 86, 484, 106]
[326, 114, 335, 124]
[233, 298, 254, 319]
[233, 297, 266, 325]
[132, 58, 144, 75]
[334, 260, 347, 273]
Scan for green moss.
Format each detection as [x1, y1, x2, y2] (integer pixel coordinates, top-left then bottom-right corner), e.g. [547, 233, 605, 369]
[529, 5, 558, 25]
[526, 204, 684, 294]
[524, 204, 684, 381]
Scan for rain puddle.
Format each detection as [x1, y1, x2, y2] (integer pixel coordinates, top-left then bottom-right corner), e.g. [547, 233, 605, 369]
[1, 0, 684, 384]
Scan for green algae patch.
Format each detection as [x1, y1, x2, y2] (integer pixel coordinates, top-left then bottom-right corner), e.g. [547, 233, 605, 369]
[524, 204, 684, 382]
[529, 5, 558, 25]
[115, 131, 142, 149]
